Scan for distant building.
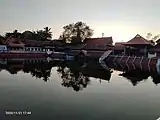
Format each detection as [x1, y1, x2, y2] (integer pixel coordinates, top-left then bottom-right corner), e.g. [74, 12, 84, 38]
[122, 34, 154, 57]
[3, 37, 62, 52]
[114, 42, 126, 55]
[0, 45, 7, 52]
[83, 37, 114, 50]
[4, 37, 25, 51]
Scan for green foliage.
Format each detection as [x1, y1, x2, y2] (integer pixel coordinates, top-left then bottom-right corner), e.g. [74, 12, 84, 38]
[60, 21, 93, 44]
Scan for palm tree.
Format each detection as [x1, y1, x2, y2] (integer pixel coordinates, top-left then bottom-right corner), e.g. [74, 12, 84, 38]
[43, 27, 52, 40]
[36, 27, 52, 40]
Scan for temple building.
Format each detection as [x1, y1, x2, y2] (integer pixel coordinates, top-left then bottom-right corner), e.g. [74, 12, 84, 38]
[83, 37, 114, 50]
[2, 37, 61, 52]
[114, 34, 155, 58]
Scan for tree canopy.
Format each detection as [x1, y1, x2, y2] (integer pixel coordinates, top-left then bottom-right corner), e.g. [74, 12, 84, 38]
[3, 27, 52, 41]
[5, 30, 21, 39]
[146, 32, 160, 45]
[59, 21, 93, 44]
[146, 33, 160, 41]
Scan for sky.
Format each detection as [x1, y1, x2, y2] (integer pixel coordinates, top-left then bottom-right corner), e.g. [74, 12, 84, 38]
[0, 0, 160, 42]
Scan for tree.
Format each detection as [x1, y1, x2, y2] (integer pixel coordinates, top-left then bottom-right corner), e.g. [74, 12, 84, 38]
[43, 27, 52, 40]
[20, 31, 34, 39]
[146, 33, 152, 40]
[36, 27, 52, 40]
[57, 66, 90, 91]
[152, 35, 160, 41]
[0, 35, 5, 44]
[4, 27, 52, 41]
[146, 32, 160, 44]
[60, 21, 93, 44]
[5, 30, 22, 39]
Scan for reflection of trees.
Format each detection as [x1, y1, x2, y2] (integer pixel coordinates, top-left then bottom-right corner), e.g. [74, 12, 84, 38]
[28, 68, 51, 82]
[57, 66, 90, 91]
[0, 60, 62, 82]
[2, 59, 160, 87]
[23, 63, 52, 82]
[3, 61, 24, 74]
[57, 60, 112, 91]
[6, 67, 22, 74]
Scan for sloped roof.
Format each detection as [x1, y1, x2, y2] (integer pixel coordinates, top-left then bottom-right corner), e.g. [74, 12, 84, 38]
[5, 37, 25, 48]
[23, 39, 53, 47]
[84, 37, 113, 45]
[114, 42, 125, 50]
[148, 44, 160, 52]
[23, 39, 62, 47]
[156, 38, 160, 44]
[123, 34, 154, 46]
[5, 37, 61, 47]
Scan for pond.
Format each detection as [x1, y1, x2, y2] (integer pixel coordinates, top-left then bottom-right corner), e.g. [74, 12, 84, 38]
[0, 59, 160, 120]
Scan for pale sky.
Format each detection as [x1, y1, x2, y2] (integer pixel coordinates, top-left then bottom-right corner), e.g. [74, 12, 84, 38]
[0, 0, 160, 42]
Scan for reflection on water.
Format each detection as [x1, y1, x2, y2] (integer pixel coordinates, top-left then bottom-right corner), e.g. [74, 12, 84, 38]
[1, 59, 160, 88]
[57, 66, 90, 91]
[1, 58, 160, 120]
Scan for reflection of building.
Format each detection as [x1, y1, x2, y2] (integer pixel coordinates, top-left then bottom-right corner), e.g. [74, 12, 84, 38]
[1, 58, 160, 87]
[65, 60, 112, 81]
[0, 59, 57, 81]
[119, 71, 150, 86]
[0, 45, 7, 51]
[119, 70, 160, 86]
[151, 74, 160, 85]
[56, 60, 113, 91]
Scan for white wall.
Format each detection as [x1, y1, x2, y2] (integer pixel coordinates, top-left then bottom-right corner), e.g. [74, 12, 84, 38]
[148, 52, 157, 58]
[0, 45, 7, 51]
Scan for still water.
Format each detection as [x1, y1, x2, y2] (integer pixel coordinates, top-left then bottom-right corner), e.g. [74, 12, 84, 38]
[0, 59, 160, 120]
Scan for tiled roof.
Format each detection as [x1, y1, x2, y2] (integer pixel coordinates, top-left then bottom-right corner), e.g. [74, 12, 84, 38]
[65, 44, 84, 50]
[114, 42, 125, 50]
[23, 39, 63, 47]
[23, 39, 53, 47]
[5, 37, 25, 48]
[82, 37, 113, 50]
[156, 39, 160, 44]
[5, 37, 62, 47]
[84, 37, 113, 45]
[123, 34, 154, 46]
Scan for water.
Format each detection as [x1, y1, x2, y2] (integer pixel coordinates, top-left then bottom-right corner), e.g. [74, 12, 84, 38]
[0, 59, 160, 120]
